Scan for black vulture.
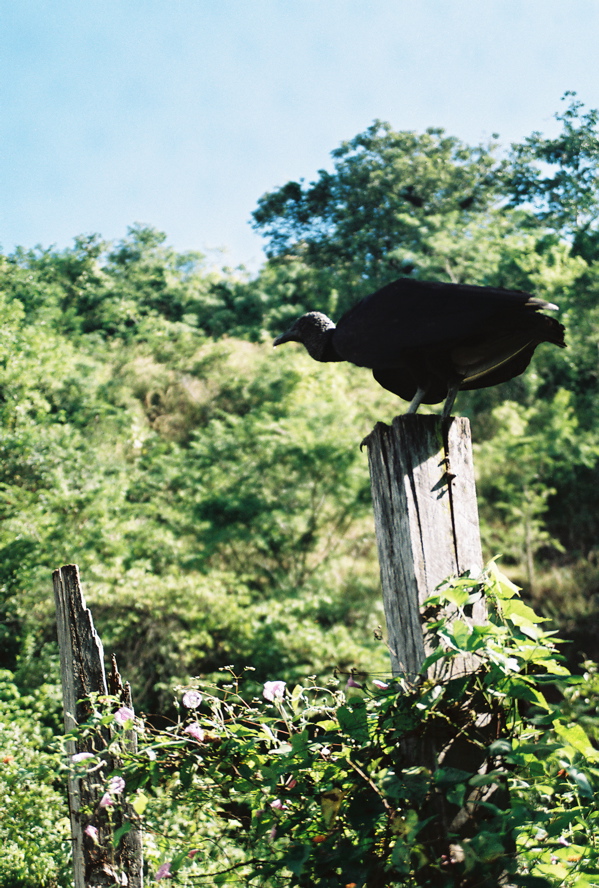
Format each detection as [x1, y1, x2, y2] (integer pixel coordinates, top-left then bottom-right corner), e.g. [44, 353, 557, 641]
[273, 278, 566, 418]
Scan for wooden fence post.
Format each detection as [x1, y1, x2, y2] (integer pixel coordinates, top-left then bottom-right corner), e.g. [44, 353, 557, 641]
[53, 564, 143, 888]
[363, 415, 499, 878]
[363, 414, 486, 678]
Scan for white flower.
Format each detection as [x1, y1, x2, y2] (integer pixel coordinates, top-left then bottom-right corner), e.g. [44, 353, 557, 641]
[182, 690, 203, 709]
[114, 706, 135, 726]
[72, 752, 94, 763]
[108, 776, 125, 795]
[263, 680, 286, 702]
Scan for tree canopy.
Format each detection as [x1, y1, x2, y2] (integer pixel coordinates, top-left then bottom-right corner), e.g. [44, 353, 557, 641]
[252, 121, 503, 297]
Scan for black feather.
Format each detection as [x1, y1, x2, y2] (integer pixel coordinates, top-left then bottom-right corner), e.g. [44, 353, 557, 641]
[273, 278, 565, 416]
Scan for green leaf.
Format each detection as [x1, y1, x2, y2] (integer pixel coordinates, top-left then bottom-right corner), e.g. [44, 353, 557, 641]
[503, 677, 550, 708]
[112, 821, 132, 847]
[489, 739, 513, 757]
[499, 597, 545, 626]
[420, 645, 447, 673]
[488, 564, 521, 599]
[434, 767, 473, 786]
[563, 765, 594, 798]
[337, 700, 369, 745]
[131, 791, 148, 815]
[291, 684, 304, 713]
[440, 584, 472, 607]
[170, 848, 193, 872]
[449, 619, 471, 649]
[446, 783, 466, 806]
[290, 729, 310, 754]
[391, 837, 410, 874]
[179, 758, 195, 789]
[554, 722, 599, 761]
[282, 843, 311, 876]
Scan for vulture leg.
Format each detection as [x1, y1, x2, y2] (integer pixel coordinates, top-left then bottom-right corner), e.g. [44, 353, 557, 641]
[405, 386, 428, 414]
[441, 383, 460, 420]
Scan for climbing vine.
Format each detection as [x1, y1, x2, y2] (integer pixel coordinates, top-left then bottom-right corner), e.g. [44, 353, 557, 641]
[68, 565, 599, 887]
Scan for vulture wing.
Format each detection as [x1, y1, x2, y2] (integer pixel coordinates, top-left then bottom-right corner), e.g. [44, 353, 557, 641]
[332, 278, 551, 368]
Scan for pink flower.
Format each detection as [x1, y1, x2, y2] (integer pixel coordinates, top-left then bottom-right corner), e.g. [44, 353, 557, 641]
[263, 680, 286, 702]
[72, 752, 94, 763]
[270, 798, 286, 810]
[182, 690, 203, 709]
[156, 862, 172, 880]
[183, 722, 205, 742]
[98, 793, 113, 808]
[84, 824, 99, 842]
[372, 680, 389, 689]
[114, 706, 135, 726]
[346, 676, 363, 689]
[108, 776, 125, 795]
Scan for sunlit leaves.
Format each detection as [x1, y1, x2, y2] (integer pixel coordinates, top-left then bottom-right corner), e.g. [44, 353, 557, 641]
[78, 571, 599, 887]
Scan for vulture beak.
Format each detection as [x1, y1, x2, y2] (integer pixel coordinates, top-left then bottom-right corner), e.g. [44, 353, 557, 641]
[273, 329, 296, 347]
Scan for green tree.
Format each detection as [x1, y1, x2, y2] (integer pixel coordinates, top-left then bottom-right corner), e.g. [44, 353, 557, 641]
[252, 121, 506, 307]
[86, 341, 397, 709]
[505, 92, 599, 245]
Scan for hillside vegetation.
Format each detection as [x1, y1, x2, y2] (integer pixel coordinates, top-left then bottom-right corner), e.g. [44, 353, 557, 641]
[2, 93, 599, 885]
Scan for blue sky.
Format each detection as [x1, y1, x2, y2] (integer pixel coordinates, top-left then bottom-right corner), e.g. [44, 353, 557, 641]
[2, 0, 599, 270]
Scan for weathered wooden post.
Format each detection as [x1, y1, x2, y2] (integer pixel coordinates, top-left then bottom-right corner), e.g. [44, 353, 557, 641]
[363, 414, 486, 678]
[54, 564, 143, 888]
[363, 414, 497, 880]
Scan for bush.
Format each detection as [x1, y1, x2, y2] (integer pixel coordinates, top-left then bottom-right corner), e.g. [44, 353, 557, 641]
[70, 565, 599, 887]
[0, 672, 71, 887]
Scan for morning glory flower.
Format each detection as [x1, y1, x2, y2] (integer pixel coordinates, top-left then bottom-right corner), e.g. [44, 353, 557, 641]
[108, 776, 125, 795]
[84, 824, 99, 842]
[156, 862, 172, 880]
[183, 722, 205, 742]
[72, 752, 95, 763]
[263, 680, 286, 701]
[182, 690, 203, 709]
[114, 706, 135, 726]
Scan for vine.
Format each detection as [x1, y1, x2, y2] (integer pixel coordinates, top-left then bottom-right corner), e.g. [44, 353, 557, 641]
[68, 564, 599, 887]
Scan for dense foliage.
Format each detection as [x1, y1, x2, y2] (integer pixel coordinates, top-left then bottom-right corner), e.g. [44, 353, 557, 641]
[0, 672, 69, 887]
[2, 93, 599, 881]
[70, 567, 599, 887]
